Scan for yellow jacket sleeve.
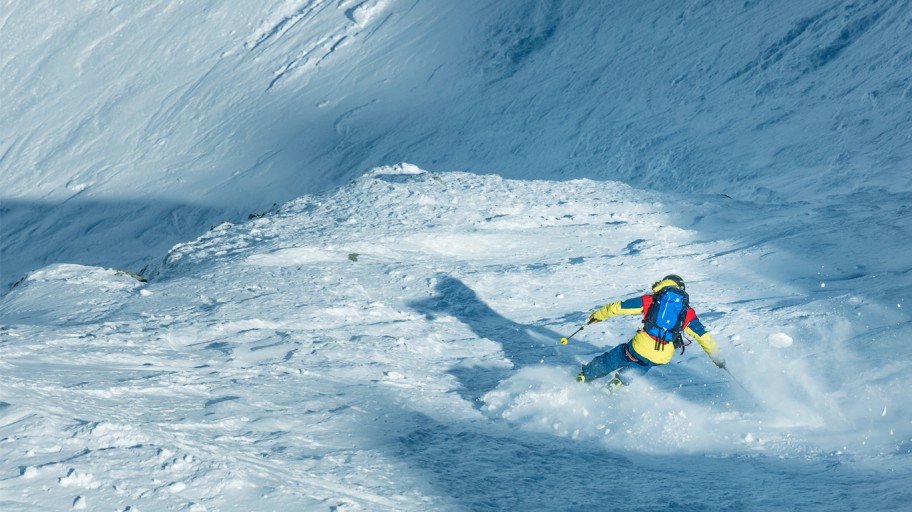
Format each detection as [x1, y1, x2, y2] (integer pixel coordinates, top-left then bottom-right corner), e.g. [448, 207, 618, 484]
[590, 297, 644, 322]
[685, 326, 723, 362]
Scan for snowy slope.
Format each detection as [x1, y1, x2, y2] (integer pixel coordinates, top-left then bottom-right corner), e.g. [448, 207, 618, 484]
[1, 165, 910, 511]
[3, 0, 912, 293]
[2, 0, 912, 510]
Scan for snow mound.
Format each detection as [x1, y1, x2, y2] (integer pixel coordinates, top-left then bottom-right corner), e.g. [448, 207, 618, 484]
[768, 332, 794, 348]
[1, 264, 145, 325]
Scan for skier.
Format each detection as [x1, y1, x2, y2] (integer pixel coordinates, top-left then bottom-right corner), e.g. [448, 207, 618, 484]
[576, 274, 725, 389]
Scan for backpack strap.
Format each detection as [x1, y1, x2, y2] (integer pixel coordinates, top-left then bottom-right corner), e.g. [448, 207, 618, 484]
[672, 308, 698, 354]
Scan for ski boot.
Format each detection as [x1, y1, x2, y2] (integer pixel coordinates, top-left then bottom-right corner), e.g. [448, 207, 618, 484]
[605, 373, 625, 392]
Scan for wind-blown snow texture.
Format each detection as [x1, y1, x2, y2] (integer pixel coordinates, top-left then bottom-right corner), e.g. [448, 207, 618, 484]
[1, 1, 911, 511]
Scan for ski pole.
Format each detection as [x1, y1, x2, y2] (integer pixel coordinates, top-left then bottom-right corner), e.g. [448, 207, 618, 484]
[727, 368, 763, 408]
[723, 366, 755, 399]
[561, 325, 586, 344]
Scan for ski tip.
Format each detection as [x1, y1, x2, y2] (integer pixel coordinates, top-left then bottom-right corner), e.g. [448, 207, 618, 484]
[560, 337, 568, 344]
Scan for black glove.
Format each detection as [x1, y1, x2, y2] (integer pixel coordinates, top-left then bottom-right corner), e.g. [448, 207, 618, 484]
[711, 354, 726, 369]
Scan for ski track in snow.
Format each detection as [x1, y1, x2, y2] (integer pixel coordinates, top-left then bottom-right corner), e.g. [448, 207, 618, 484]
[1, 165, 909, 511]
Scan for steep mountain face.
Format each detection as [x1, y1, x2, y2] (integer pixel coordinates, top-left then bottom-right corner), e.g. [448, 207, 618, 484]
[3, 0, 910, 290]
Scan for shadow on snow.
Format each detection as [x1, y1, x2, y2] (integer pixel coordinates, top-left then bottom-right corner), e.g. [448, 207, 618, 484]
[407, 274, 603, 406]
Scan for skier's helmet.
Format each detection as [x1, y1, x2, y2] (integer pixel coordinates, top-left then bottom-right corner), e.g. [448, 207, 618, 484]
[652, 274, 685, 292]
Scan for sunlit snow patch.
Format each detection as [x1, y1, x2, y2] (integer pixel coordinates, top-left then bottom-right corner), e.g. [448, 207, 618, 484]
[367, 162, 424, 176]
[246, 246, 350, 265]
[246, 244, 403, 266]
[0, 264, 145, 325]
[23, 264, 143, 290]
[767, 332, 794, 348]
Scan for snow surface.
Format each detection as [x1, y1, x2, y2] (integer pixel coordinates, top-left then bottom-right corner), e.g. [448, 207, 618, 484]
[2, 1, 912, 511]
[2, 165, 910, 510]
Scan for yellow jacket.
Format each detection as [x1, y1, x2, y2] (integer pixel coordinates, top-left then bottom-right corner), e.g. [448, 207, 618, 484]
[590, 282, 721, 366]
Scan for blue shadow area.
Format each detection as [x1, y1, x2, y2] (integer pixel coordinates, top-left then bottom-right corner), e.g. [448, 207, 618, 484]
[0, 198, 234, 292]
[407, 274, 600, 405]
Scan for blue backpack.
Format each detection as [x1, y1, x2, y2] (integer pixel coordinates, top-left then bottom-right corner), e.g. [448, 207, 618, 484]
[644, 286, 690, 352]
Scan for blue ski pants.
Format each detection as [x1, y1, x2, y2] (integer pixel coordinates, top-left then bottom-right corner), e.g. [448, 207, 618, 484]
[581, 342, 657, 382]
